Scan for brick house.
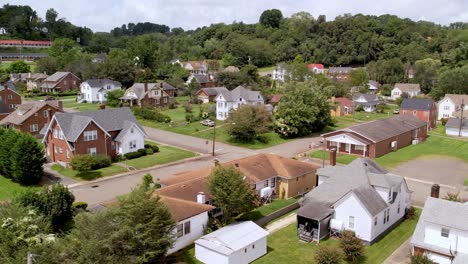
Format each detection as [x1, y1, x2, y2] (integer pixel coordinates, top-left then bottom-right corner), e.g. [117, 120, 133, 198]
[400, 98, 436, 130]
[43, 107, 146, 166]
[196, 87, 228, 103]
[331, 97, 353, 117]
[0, 100, 63, 137]
[0, 82, 22, 120]
[121, 82, 176, 107]
[187, 74, 217, 88]
[40, 72, 81, 93]
[322, 115, 427, 158]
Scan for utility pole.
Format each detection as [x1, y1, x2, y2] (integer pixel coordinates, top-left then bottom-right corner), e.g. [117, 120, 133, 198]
[459, 99, 465, 137]
[212, 121, 216, 156]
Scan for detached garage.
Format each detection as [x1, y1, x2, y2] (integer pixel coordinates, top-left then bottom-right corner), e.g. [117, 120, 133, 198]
[446, 118, 468, 137]
[195, 221, 269, 264]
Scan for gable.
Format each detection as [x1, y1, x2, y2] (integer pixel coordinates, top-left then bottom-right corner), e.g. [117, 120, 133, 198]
[334, 192, 372, 218]
[327, 133, 370, 145]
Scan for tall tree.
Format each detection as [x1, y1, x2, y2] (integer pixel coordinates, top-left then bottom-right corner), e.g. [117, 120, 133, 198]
[259, 9, 283, 28]
[7, 60, 30, 73]
[226, 104, 271, 143]
[10, 132, 46, 185]
[414, 58, 441, 94]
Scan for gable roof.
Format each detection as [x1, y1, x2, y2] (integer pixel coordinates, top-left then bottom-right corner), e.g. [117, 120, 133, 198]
[195, 221, 268, 255]
[323, 115, 427, 143]
[217, 86, 263, 102]
[223, 66, 240, 72]
[368, 80, 381, 89]
[84, 79, 121, 88]
[400, 98, 435, 111]
[197, 87, 229, 96]
[156, 175, 212, 203]
[328, 67, 353, 74]
[334, 97, 353, 108]
[181, 61, 208, 71]
[0, 101, 62, 125]
[394, 83, 421, 93]
[122, 82, 175, 100]
[441, 94, 468, 106]
[308, 64, 324, 70]
[352, 93, 379, 103]
[51, 107, 143, 142]
[26, 73, 48, 81]
[0, 81, 17, 92]
[446, 117, 468, 129]
[44, 72, 77, 82]
[158, 196, 214, 222]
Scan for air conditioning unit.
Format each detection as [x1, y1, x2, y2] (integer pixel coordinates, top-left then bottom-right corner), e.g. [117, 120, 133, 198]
[391, 141, 397, 148]
[412, 139, 419, 145]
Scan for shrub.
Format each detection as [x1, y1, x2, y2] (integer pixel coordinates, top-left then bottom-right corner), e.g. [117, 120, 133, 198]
[137, 148, 147, 156]
[405, 206, 416, 220]
[355, 105, 364, 112]
[339, 231, 364, 263]
[168, 102, 177, 109]
[184, 102, 193, 113]
[375, 103, 386, 113]
[133, 107, 171, 123]
[145, 148, 154, 155]
[91, 155, 111, 170]
[124, 149, 147, 160]
[410, 254, 434, 264]
[441, 118, 448, 126]
[185, 113, 194, 122]
[113, 154, 123, 162]
[72, 201, 88, 210]
[315, 245, 344, 264]
[69, 154, 111, 171]
[256, 134, 269, 144]
[144, 143, 159, 152]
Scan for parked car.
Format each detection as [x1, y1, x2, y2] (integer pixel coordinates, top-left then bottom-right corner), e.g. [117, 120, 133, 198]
[44, 96, 55, 101]
[200, 119, 215, 127]
[393, 109, 400, 114]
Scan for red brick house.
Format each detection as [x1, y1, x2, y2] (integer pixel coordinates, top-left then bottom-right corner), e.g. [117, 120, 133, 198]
[0, 100, 63, 137]
[43, 108, 146, 166]
[121, 82, 176, 107]
[40, 72, 81, 93]
[400, 98, 436, 130]
[0, 82, 22, 120]
[322, 115, 427, 158]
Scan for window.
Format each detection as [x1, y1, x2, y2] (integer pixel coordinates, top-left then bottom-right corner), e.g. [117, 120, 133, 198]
[264, 180, 269, 188]
[441, 228, 450, 238]
[329, 141, 337, 147]
[58, 147, 63, 154]
[383, 210, 387, 224]
[130, 128, 134, 134]
[59, 130, 64, 140]
[43, 110, 48, 118]
[30, 124, 38, 132]
[129, 140, 137, 150]
[163, 97, 168, 103]
[355, 145, 365, 151]
[9, 104, 16, 109]
[66, 149, 70, 158]
[349, 216, 355, 229]
[413, 110, 417, 115]
[403, 110, 407, 114]
[386, 209, 390, 222]
[271, 177, 276, 188]
[84, 130, 98, 141]
[54, 146, 57, 153]
[34, 113, 38, 116]
[444, 105, 449, 110]
[397, 201, 401, 214]
[388, 188, 392, 202]
[184, 221, 191, 235]
[87, 147, 97, 156]
[374, 217, 377, 226]
[7, 95, 12, 99]
[176, 224, 183, 238]
[244, 248, 247, 253]
[53, 129, 58, 138]
[252, 244, 255, 249]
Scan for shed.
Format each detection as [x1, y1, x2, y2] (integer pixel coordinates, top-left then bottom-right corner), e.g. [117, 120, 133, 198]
[195, 221, 269, 264]
[446, 118, 468, 137]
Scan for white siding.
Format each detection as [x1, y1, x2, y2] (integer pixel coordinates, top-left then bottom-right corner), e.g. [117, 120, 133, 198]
[446, 127, 468, 137]
[168, 212, 209, 254]
[426, 253, 451, 264]
[391, 88, 402, 100]
[196, 244, 229, 264]
[195, 237, 267, 264]
[334, 194, 373, 242]
[117, 125, 145, 155]
[80, 81, 121, 103]
[215, 94, 264, 121]
[437, 99, 456, 120]
[423, 224, 468, 255]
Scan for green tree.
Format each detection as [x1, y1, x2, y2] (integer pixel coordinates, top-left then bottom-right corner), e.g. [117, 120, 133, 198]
[36, 57, 59, 75]
[431, 65, 468, 100]
[414, 58, 441, 94]
[350, 68, 368, 87]
[339, 231, 364, 263]
[7, 60, 30, 73]
[226, 104, 271, 143]
[259, 9, 283, 28]
[48, 38, 80, 68]
[106, 89, 124, 107]
[208, 166, 259, 223]
[103, 49, 137, 88]
[10, 132, 45, 185]
[315, 244, 344, 264]
[274, 80, 331, 138]
[188, 78, 201, 101]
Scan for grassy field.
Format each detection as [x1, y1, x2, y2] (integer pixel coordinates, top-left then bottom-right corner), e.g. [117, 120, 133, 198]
[62, 100, 106, 112]
[0, 61, 37, 72]
[258, 65, 275, 73]
[51, 164, 128, 181]
[309, 150, 358, 165]
[238, 198, 299, 222]
[124, 144, 196, 169]
[253, 209, 420, 264]
[0, 175, 42, 201]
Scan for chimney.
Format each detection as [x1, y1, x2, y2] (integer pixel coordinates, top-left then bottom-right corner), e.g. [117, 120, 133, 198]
[197, 192, 206, 204]
[329, 147, 337, 166]
[213, 159, 220, 167]
[144, 83, 148, 92]
[430, 184, 440, 198]
[57, 100, 63, 111]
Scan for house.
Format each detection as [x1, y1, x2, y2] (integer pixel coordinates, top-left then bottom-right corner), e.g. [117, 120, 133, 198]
[297, 158, 411, 244]
[40, 72, 81, 93]
[78, 79, 122, 103]
[266, 94, 283, 107]
[400, 98, 437, 130]
[180, 61, 209, 75]
[9, 73, 29, 83]
[272, 64, 288, 82]
[215, 86, 264, 120]
[195, 221, 268, 264]
[120, 82, 176, 107]
[223, 66, 240, 73]
[352, 93, 382, 112]
[159, 153, 320, 200]
[405, 65, 415, 79]
[391, 83, 421, 100]
[42, 107, 146, 166]
[187, 74, 217, 88]
[411, 196, 468, 264]
[368, 80, 381, 93]
[445, 118, 468, 137]
[328, 67, 353, 81]
[0, 82, 21, 120]
[437, 94, 468, 120]
[26, 73, 48, 91]
[322, 115, 427, 158]
[0, 100, 63, 137]
[308, 63, 325, 74]
[196, 87, 229, 103]
[331, 97, 353, 117]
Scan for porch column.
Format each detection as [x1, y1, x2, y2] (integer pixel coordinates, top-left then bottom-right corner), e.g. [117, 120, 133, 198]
[363, 145, 366, 157]
[348, 144, 351, 154]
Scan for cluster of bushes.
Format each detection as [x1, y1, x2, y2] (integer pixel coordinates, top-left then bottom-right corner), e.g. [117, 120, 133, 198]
[133, 107, 171, 123]
[0, 129, 45, 185]
[315, 231, 364, 264]
[69, 154, 111, 172]
[123, 144, 159, 160]
[24, 89, 79, 98]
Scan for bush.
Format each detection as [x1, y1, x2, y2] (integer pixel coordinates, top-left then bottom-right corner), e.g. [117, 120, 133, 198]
[441, 118, 448, 126]
[410, 254, 434, 264]
[124, 148, 147, 160]
[113, 154, 124, 162]
[355, 105, 364, 112]
[185, 113, 194, 122]
[72, 201, 88, 210]
[137, 148, 147, 155]
[91, 155, 111, 170]
[405, 206, 417, 220]
[144, 144, 159, 152]
[133, 107, 171, 123]
[168, 102, 177, 109]
[256, 134, 269, 144]
[315, 245, 344, 264]
[375, 103, 386, 113]
[69, 154, 111, 171]
[145, 148, 154, 155]
[339, 231, 364, 263]
[184, 102, 193, 113]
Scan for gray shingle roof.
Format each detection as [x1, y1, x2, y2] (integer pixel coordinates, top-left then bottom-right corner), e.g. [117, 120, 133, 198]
[400, 98, 435, 111]
[45, 72, 72, 82]
[0, 101, 61, 125]
[198, 87, 228, 96]
[394, 83, 421, 93]
[323, 115, 427, 143]
[0, 81, 17, 92]
[352, 93, 380, 103]
[446, 117, 467, 129]
[122, 82, 175, 100]
[84, 79, 121, 88]
[52, 107, 144, 142]
[218, 86, 264, 102]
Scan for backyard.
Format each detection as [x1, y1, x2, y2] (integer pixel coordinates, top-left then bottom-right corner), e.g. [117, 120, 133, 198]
[237, 197, 299, 222]
[0, 175, 41, 200]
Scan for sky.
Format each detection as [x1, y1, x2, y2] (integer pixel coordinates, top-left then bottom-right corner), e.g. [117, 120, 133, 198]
[4, 0, 468, 32]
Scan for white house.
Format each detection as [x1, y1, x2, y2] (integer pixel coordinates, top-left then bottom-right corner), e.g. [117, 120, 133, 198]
[297, 158, 411, 244]
[445, 118, 468, 137]
[308, 64, 325, 74]
[78, 79, 122, 103]
[195, 221, 268, 264]
[272, 64, 288, 82]
[368, 80, 381, 93]
[391, 83, 421, 100]
[215, 86, 264, 120]
[411, 197, 468, 264]
[352, 93, 382, 112]
[437, 94, 468, 120]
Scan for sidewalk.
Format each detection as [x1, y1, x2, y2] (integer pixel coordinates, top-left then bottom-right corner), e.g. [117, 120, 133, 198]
[265, 213, 297, 233]
[383, 238, 411, 264]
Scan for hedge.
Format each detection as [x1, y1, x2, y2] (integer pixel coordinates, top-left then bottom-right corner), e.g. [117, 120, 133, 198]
[69, 154, 111, 171]
[133, 107, 171, 123]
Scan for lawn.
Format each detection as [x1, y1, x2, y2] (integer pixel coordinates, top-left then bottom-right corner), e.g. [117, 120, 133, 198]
[238, 198, 299, 222]
[51, 164, 127, 181]
[0, 175, 42, 200]
[253, 209, 421, 264]
[465, 178, 468, 186]
[124, 144, 196, 169]
[0, 61, 37, 72]
[62, 100, 107, 112]
[309, 150, 358, 165]
[24, 95, 77, 101]
[335, 105, 399, 124]
[258, 65, 276, 73]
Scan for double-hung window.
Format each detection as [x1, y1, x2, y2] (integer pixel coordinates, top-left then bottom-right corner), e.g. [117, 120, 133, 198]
[129, 140, 137, 150]
[441, 228, 450, 238]
[30, 124, 38, 132]
[87, 147, 97, 156]
[84, 130, 97, 141]
[349, 216, 355, 229]
[176, 221, 191, 238]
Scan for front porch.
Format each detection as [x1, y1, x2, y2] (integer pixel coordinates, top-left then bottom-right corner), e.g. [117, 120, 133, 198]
[325, 133, 372, 157]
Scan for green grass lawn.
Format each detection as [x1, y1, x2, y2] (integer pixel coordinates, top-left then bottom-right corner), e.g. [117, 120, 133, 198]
[0, 175, 42, 200]
[124, 144, 196, 169]
[464, 178, 468, 186]
[238, 198, 299, 222]
[0, 61, 37, 72]
[62, 100, 108, 112]
[51, 164, 127, 181]
[254, 209, 421, 264]
[309, 150, 358, 165]
[24, 95, 77, 101]
[258, 65, 276, 73]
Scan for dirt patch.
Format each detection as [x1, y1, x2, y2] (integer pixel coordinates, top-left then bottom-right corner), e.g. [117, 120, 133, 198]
[391, 156, 468, 187]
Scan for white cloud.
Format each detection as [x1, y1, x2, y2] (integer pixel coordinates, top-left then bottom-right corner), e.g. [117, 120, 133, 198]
[4, 0, 468, 32]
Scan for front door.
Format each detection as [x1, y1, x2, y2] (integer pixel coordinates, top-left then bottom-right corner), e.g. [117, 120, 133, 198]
[346, 144, 351, 153]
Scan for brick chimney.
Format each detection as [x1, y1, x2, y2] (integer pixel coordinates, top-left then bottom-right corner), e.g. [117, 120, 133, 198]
[144, 83, 148, 93]
[329, 147, 337, 166]
[430, 184, 440, 198]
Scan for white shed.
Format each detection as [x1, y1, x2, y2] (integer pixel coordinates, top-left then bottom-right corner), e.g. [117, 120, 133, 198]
[195, 221, 269, 264]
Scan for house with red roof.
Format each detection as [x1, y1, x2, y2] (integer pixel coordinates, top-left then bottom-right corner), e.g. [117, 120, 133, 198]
[331, 97, 353, 117]
[308, 64, 325, 74]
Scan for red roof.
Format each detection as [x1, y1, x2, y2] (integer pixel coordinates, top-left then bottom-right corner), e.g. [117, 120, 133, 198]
[269, 94, 283, 104]
[0, 40, 52, 45]
[335, 97, 352, 107]
[308, 64, 324, 70]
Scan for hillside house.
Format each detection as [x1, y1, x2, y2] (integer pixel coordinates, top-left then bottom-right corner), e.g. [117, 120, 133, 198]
[308, 64, 325, 74]
[26, 73, 48, 91]
[437, 94, 468, 120]
[391, 83, 421, 100]
[352, 93, 382, 112]
[328, 67, 353, 81]
[215, 86, 264, 120]
[196, 87, 229, 103]
[0, 82, 21, 120]
[40, 72, 81, 93]
[368, 80, 381, 93]
[400, 98, 436, 130]
[78, 79, 122, 103]
[331, 97, 353, 117]
[121, 82, 175, 107]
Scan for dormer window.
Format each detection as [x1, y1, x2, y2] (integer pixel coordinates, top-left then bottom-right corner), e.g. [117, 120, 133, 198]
[441, 228, 450, 238]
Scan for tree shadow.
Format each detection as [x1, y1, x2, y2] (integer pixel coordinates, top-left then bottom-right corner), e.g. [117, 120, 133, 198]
[76, 171, 102, 181]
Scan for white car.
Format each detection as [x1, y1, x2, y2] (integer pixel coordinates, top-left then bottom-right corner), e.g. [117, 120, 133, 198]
[200, 119, 215, 127]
